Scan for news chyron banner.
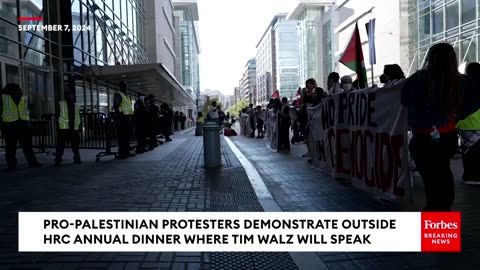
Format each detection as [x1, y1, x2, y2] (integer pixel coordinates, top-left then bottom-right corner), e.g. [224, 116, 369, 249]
[307, 85, 409, 201]
[18, 212, 460, 252]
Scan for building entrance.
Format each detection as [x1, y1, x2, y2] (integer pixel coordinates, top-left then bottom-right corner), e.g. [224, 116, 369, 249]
[0, 56, 54, 117]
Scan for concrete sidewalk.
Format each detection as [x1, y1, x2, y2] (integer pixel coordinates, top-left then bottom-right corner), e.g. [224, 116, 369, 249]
[0, 130, 297, 270]
[229, 132, 480, 270]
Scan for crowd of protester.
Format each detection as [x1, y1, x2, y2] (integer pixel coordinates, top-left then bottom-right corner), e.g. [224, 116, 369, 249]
[2, 42, 479, 213]
[232, 42, 480, 212]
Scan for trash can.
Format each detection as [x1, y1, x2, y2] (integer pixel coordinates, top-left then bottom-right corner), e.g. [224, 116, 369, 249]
[203, 122, 221, 169]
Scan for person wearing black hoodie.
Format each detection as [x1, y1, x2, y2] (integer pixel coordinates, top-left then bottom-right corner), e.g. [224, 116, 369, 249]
[402, 43, 480, 211]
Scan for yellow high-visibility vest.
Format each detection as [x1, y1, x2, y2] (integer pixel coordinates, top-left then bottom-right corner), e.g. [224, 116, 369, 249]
[118, 92, 133, 115]
[1, 94, 30, 122]
[457, 109, 480, 130]
[58, 101, 81, 130]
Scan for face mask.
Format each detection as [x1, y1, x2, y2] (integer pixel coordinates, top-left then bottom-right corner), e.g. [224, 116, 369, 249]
[342, 84, 352, 91]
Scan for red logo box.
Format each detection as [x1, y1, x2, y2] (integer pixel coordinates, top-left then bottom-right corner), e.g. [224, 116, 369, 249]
[421, 212, 461, 252]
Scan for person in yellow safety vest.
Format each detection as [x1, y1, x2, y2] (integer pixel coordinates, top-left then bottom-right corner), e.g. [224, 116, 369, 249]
[54, 90, 81, 166]
[0, 83, 42, 171]
[457, 62, 480, 185]
[113, 80, 135, 159]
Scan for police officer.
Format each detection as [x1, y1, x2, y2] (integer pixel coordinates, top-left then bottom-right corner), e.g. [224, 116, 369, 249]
[113, 81, 135, 159]
[55, 90, 82, 166]
[0, 83, 41, 170]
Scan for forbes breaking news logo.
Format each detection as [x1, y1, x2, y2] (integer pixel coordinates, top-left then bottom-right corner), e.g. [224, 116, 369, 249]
[421, 212, 461, 252]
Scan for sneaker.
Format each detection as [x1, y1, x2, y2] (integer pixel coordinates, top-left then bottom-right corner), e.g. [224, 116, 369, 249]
[302, 153, 311, 158]
[116, 155, 127, 160]
[462, 180, 480, 185]
[166, 138, 172, 142]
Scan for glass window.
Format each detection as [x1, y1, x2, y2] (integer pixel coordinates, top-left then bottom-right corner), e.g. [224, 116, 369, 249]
[98, 85, 109, 113]
[419, 14, 430, 39]
[0, 0, 17, 22]
[461, 33, 478, 65]
[127, 2, 132, 28]
[461, 0, 476, 25]
[121, 0, 127, 21]
[108, 89, 115, 112]
[84, 79, 93, 112]
[74, 48, 83, 62]
[95, 20, 104, 60]
[75, 78, 86, 111]
[5, 63, 20, 85]
[432, 7, 444, 34]
[0, 22, 18, 44]
[114, 0, 121, 19]
[446, 2, 458, 30]
[24, 48, 46, 65]
[0, 37, 19, 58]
[82, 4, 90, 54]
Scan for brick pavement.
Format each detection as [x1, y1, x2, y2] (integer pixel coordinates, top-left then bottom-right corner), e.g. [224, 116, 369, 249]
[0, 131, 298, 270]
[229, 134, 480, 270]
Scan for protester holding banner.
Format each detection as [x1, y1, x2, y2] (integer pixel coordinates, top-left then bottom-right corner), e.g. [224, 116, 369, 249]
[340, 76, 354, 92]
[248, 104, 256, 138]
[401, 43, 465, 211]
[381, 64, 406, 88]
[290, 100, 301, 144]
[327, 72, 343, 95]
[457, 62, 480, 185]
[255, 106, 265, 139]
[300, 78, 326, 161]
[278, 97, 291, 151]
[351, 79, 360, 91]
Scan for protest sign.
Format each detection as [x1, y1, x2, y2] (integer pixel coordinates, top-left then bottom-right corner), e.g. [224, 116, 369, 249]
[307, 85, 409, 201]
[265, 110, 279, 151]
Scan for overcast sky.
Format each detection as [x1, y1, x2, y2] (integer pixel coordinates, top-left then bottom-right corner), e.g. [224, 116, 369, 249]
[197, 0, 297, 96]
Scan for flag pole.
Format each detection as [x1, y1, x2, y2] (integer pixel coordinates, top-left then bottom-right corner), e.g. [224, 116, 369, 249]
[371, 65, 374, 87]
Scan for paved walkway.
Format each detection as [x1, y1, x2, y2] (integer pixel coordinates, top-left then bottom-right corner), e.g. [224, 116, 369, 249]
[0, 129, 296, 270]
[1, 126, 479, 270]
[229, 131, 480, 270]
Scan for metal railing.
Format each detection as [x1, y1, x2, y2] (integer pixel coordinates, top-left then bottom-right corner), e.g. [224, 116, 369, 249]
[0, 113, 118, 161]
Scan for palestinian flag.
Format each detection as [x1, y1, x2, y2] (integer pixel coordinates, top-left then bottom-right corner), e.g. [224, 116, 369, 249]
[271, 90, 279, 99]
[339, 22, 368, 89]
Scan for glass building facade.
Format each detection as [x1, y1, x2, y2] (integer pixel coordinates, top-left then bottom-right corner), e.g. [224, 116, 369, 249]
[0, 0, 148, 116]
[295, 7, 322, 87]
[275, 18, 299, 100]
[242, 58, 256, 104]
[174, 5, 200, 117]
[322, 19, 332, 84]
[408, 0, 479, 74]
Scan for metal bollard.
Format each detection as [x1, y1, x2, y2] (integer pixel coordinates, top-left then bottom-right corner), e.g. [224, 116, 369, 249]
[203, 121, 221, 169]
